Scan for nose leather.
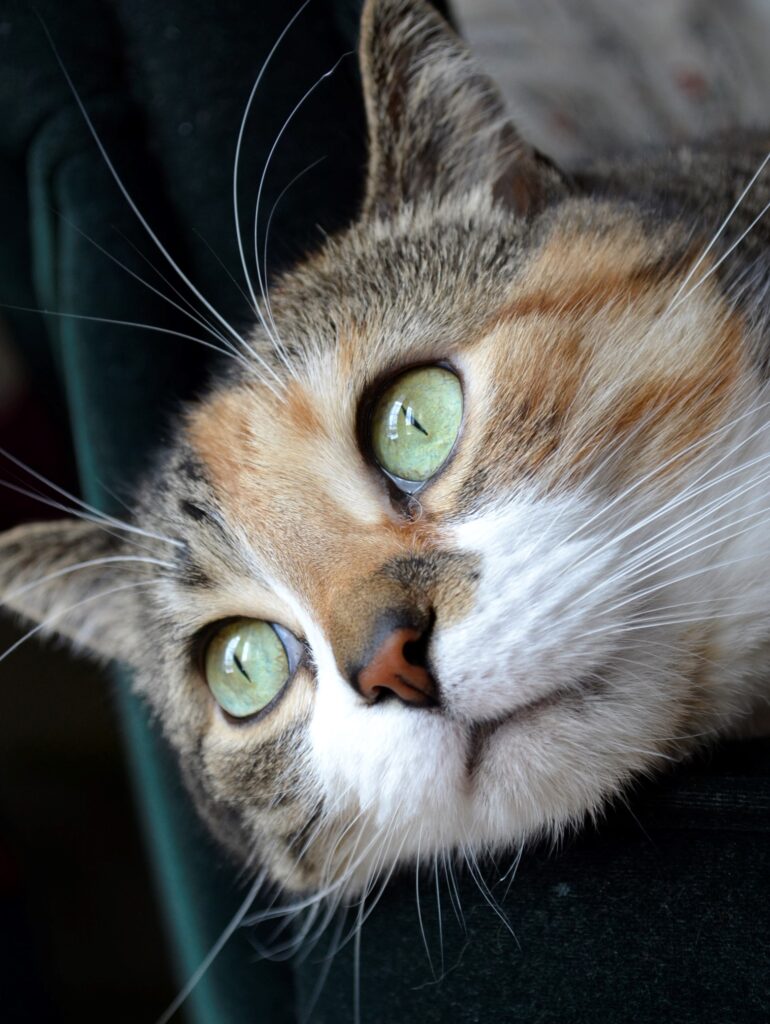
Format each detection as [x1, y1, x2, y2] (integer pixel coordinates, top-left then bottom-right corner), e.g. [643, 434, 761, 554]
[357, 627, 437, 707]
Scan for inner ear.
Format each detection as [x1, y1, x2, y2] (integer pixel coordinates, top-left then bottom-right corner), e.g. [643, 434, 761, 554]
[358, 0, 569, 218]
[0, 519, 155, 666]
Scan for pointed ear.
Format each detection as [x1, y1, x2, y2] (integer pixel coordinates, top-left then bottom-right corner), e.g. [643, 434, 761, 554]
[0, 520, 152, 665]
[359, 0, 568, 218]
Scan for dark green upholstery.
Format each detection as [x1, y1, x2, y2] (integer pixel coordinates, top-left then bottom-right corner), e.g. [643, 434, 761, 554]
[1, 1, 768, 1021]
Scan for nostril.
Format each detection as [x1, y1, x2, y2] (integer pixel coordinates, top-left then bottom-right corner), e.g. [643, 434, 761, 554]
[402, 639, 424, 667]
[402, 610, 435, 668]
[355, 623, 438, 708]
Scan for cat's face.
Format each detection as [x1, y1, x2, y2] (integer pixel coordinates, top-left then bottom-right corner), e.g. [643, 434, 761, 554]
[2, 0, 768, 895]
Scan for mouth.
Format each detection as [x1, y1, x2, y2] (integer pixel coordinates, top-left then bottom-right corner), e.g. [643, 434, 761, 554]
[462, 678, 602, 777]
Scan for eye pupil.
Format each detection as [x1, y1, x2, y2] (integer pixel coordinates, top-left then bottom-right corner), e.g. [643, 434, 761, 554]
[232, 651, 251, 682]
[404, 405, 429, 436]
[371, 366, 463, 485]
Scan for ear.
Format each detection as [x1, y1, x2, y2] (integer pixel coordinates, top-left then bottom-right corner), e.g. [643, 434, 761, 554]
[359, 0, 568, 218]
[0, 520, 152, 665]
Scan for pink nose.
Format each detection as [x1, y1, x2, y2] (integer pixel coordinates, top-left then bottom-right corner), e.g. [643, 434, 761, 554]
[357, 627, 437, 707]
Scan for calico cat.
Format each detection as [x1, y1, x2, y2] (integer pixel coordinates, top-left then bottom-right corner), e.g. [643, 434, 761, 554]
[1, 0, 770, 904]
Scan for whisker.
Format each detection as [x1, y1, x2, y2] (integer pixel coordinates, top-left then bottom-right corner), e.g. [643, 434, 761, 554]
[462, 844, 519, 948]
[3, 555, 173, 603]
[240, 821, 390, 928]
[557, 405, 770, 605]
[191, 228, 254, 310]
[585, 501, 770, 625]
[0, 448, 181, 547]
[154, 870, 267, 1024]
[558, 395, 770, 553]
[666, 149, 770, 309]
[314, 821, 414, 970]
[433, 855, 445, 978]
[414, 831, 435, 980]
[113, 225, 237, 341]
[499, 844, 524, 901]
[261, 155, 327, 321]
[57, 214, 243, 359]
[328, 820, 405, 954]
[672, 193, 770, 311]
[0, 301, 247, 369]
[443, 850, 466, 934]
[35, 13, 281, 390]
[0, 579, 159, 664]
[0, 480, 156, 556]
[253, 51, 353, 346]
[232, 0, 313, 337]
[352, 898, 364, 1024]
[616, 447, 770, 567]
[568, 458, 770, 616]
[297, 907, 348, 1024]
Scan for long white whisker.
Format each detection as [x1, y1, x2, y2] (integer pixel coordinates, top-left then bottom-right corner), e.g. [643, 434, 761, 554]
[261, 155, 327, 328]
[501, 844, 524, 901]
[558, 395, 770, 553]
[36, 14, 281, 387]
[0, 580, 159, 665]
[253, 52, 351, 344]
[4, 555, 173, 602]
[558, 404, 770, 595]
[241, 822, 391, 928]
[462, 843, 519, 947]
[414, 830, 435, 979]
[0, 448, 181, 547]
[0, 480, 156, 557]
[297, 908, 348, 1024]
[114, 225, 242, 344]
[672, 194, 770, 311]
[433, 855, 445, 978]
[154, 871, 267, 1024]
[663, 149, 765, 305]
[191, 228, 255, 309]
[666, 149, 770, 308]
[616, 447, 770, 567]
[0, 301, 247, 369]
[232, 0, 313, 331]
[353, 898, 364, 1024]
[322, 820, 408, 959]
[59, 215, 243, 358]
[596, 492, 770, 618]
[581, 549, 770, 637]
[569, 457, 770, 615]
[443, 850, 466, 933]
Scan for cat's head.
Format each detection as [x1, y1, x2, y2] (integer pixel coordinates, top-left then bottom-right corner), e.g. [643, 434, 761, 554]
[0, 0, 762, 894]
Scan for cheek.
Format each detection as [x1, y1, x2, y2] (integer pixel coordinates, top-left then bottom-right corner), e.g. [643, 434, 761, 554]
[433, 496, 627, 721]
[200, 671, 317, 803]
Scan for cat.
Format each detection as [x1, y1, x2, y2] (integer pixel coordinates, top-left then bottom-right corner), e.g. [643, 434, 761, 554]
[1, 0, 770, 908]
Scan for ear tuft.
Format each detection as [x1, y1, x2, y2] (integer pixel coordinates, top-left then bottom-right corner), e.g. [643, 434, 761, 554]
[0, 519, 154, 665]
[358, 0, 568, 217]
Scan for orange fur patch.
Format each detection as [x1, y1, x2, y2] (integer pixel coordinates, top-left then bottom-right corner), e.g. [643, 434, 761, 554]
[451, 220, 748, 495]
[187, 382, 442, 649]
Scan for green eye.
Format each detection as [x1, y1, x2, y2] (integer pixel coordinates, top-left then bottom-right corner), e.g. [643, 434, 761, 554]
[371, 366, 463, 487]
[205, 619, 291, 718]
